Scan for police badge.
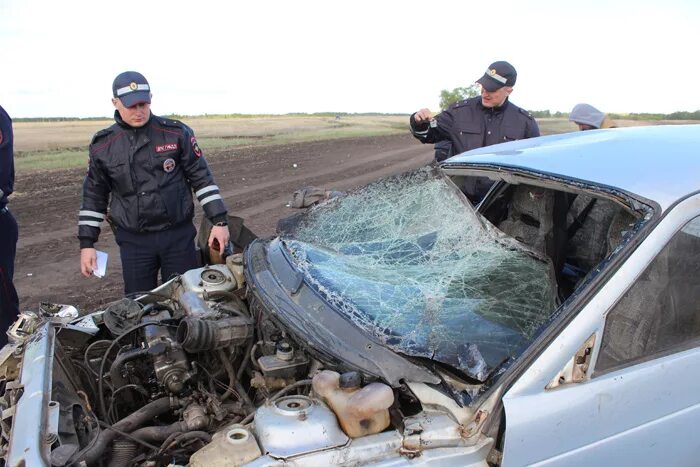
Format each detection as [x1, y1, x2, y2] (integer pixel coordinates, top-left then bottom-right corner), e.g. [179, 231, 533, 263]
[163, 158, 176, 173]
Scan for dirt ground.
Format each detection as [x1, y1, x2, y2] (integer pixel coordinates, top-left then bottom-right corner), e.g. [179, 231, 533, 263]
[12, 134, 432, 313]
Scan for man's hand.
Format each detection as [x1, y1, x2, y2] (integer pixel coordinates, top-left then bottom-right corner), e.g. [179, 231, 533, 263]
[413, 108, 433, 124]
[80, 248, 97, 277]
[208, 225, 230, 251]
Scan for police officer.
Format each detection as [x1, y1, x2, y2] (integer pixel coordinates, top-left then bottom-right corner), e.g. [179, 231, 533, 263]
[79, 71, 230, 295]
[0, 104, 19, 347]
[410, 61, 540, 203]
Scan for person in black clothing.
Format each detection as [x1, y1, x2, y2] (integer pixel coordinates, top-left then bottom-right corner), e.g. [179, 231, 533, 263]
[78, 71, 230, 295]
[410, 61, 540, 203]
[0, 104, 19, 347]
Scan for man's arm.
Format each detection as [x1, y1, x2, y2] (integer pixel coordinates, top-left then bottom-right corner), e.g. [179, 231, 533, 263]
[78, 149, 110, 276]
[409, 107, 453, 144]
[179, 127, 230, 248]
[526, 116, 541, 138]
[0, 106, 14, 202]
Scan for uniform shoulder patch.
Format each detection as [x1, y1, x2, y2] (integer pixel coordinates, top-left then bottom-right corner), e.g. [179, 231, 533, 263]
[457, 96, 481, 109]
[90, 126, 115, 145]
[159, 117, 186, 129]
[190, 136, 202, 157]
[519, 108, 535, 119]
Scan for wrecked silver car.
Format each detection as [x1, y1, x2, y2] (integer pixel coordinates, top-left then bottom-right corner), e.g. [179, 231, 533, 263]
[2, 125, 699, 466]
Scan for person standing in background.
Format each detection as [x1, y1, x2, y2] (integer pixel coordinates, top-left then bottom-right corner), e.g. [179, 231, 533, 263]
[569, 103, 616, 130]
[0, 105, 19, 347]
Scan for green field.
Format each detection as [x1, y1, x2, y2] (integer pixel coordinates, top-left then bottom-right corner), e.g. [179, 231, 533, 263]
[11, 115, 685, 172]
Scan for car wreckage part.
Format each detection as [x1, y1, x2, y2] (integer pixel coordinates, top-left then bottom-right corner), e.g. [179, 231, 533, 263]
[312, 370, 394, 438]
[2, 257, 496, 466]
[176, 316, 253, 352]
[254, 395, 349, 458]
[189, 424, 261, 467]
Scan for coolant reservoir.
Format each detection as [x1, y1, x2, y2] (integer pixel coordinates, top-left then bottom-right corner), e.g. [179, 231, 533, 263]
[190, 424, 261, 467]
[312, 370, 394, 438]
[226, 253, 245, 289]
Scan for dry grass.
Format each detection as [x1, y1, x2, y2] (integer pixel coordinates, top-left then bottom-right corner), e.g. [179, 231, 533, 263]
[12, 115, 693, 172]
[12, 115, 407, 172]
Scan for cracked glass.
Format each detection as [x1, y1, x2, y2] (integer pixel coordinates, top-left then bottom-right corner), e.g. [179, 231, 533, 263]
[279, 167, 557, 381]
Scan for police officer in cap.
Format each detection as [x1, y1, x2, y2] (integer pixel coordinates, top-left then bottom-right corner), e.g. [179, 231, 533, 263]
[79, 71, 230, 295]
[410, 61, 540, 203]
[0, 104, 19, 347]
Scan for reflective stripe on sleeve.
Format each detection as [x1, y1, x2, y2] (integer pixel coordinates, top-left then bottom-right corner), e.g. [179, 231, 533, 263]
[79, 210, 106, 220]
[195, 185, 219, 198]
[78, 220, 102, 228]
[200, 194, 223, 206]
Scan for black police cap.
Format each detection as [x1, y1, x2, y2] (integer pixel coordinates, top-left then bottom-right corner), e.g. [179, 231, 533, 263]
[112, 71, 151, 107]
[476, 61, 517, 92]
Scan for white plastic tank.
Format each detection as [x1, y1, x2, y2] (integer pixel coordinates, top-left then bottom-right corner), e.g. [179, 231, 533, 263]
[312, 370, 394, 438]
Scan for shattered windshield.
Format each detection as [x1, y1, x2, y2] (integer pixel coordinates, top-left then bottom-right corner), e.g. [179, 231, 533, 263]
[278, 167, 557, 381]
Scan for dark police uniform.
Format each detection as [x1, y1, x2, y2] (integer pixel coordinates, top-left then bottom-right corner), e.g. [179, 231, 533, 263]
[78, 111, 228, 294]
[0, 105, 19, 347]
[410, 96, 540, 202]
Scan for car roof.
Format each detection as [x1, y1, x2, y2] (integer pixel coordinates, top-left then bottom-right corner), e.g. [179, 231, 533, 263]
[442, 124, 700, 212]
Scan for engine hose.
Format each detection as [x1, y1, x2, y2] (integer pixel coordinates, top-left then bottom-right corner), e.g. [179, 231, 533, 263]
[109, 347, 150, 389]
[107, 440, 137, 467]
[130, 421, 188, 443]
[76, 397, 179, 465]
[217, 349, 254, 411]
[160, 431, 212, 453]
[218, 349, 237, 402]
[204, 290, 250, 316]
[177, 317, 253, 352]
[98, 321, 175, 422]
[236, 338, 255, 380]
[235, 379, 255, 413]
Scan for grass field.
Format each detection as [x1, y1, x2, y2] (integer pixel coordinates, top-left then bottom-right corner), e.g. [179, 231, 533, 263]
[11, 115, 694, 172]
[12, 115, 409, 172]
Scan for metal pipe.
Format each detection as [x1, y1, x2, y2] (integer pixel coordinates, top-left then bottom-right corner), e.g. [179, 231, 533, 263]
[76, 397, 179, 465]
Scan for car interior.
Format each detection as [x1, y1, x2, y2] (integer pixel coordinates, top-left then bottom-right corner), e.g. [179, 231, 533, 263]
[452, 177, 643, 302]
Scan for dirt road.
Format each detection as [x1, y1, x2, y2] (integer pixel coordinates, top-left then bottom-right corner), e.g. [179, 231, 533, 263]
[12, 134, 432, 312]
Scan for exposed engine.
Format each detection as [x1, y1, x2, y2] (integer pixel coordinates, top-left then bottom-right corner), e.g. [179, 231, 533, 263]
[0, 254, 490, 466]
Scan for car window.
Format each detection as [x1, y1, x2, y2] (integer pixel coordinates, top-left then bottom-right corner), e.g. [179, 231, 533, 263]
[596, 216, 700, 373]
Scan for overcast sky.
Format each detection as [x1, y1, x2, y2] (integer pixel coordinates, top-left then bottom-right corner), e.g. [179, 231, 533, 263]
[1, 0, 698, 118]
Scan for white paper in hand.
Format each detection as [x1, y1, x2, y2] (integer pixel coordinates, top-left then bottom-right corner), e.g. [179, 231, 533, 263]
[94, 250, 108, 278]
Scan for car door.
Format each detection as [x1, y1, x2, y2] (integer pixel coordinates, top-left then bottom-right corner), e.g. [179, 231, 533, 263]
[500, 194, 700, 466]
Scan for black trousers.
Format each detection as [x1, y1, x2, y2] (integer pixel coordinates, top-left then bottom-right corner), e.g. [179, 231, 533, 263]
[0, 207, 19, 347]
[114, 222, 199, 296]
